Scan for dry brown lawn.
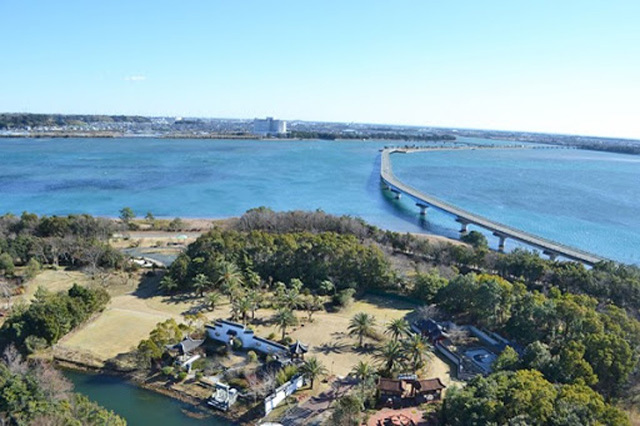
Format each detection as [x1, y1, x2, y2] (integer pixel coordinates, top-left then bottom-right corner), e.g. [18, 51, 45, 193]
[249, 295, 460, 387]
[20, 269, 92, 301]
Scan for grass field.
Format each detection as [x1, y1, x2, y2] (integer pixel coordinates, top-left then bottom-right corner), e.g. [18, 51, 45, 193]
[249, 295, 459, 386]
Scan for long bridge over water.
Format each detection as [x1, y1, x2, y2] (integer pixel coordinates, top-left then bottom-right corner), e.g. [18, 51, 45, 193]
[380, 146, 606, 265]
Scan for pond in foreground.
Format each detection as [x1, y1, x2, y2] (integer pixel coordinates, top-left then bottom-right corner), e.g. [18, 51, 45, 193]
[64, 370, 236, 426]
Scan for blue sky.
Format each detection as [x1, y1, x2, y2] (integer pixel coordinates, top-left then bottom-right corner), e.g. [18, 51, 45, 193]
[1, 1, 639, 138]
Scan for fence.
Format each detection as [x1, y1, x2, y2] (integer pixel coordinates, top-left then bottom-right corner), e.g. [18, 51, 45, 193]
[263, 374, 306, 416]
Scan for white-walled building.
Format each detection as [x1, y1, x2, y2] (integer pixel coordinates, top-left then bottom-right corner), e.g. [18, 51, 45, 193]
[253, 117, 287, 135]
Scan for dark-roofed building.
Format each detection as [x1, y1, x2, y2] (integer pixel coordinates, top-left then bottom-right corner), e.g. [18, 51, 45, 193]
[412, 318, 448, 343]
[413, 378, 446, 400]
[167, 336, 205, 356]
[378, 378, 405, 397]
[289, 340, 308, 360]
[378, 377, 446, 407]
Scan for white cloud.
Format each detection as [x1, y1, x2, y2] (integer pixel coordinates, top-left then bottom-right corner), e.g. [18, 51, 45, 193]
[124, 75, 146, 82]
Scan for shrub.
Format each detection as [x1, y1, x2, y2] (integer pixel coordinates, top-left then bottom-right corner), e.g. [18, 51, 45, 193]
[333, 288, 356, 308]
[276, 365, 299, 386]
[247, 350, 258, 363]
[177, 371, 188, 381]
[161, 366, 174, 376]
[231, 337, 243, 350]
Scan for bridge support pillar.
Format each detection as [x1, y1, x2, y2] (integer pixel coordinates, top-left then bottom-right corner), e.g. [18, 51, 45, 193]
[543, 250, 558, 261]
[417, 203, 428, 216]
[493, 232, 507, 252]
[456, 218, 469, 235]
[390, 189, 401, 200]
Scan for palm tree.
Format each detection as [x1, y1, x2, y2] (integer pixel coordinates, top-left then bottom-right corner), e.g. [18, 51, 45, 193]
[300, 356, 328, 389]
[350, 361, 377, 388]
[279, 288, 302, 311]
[192, 273, 211, 296]
[206, 291, 222, 311]
[274, 308, 298, 341]
[385, 318, 410, 341]
[404, 333, 432, 373]
[159, 275, 178, 294]
[232, 296, 252, 324]
[216, 261, 244, 302]
[375, 340, 404, 374]
[348, 312, 376, 347]
[246, 289, 262, 321]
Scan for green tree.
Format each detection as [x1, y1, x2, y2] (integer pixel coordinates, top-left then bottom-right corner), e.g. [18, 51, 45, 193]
[246, 289, 262, 321]
[303, 294, 323, 322]
[350, 360, 377, 389]
[319, 279, 335, 295]
[375, 340, 404, 375]
[206, 291, 222, 311]
[274, 308, 298, 341]
[159, 275, 178, 294]
[0, 253, 14, 276]
[584, 333, 635, 397]
[461, 230, 488, 249]
[119, 207, 135, 224]
[215, 261, 243, 303]
[385, 318, 410, 342]
[330, 394, 364, 426]
[192, 273, 211, 296]
[403, 333, 431, 372]
[24, 258, 41, 280]
[300, 356, 327, 389]
[348, 312, 377, 347]
[411, 270, 447, 303]
[168, 217, 184, 231]
[493, 346, 520, 372]
[232, 296, 252, 324]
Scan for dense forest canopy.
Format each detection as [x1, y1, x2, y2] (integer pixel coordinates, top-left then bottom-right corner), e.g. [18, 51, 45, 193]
[166, 208, 640, 422]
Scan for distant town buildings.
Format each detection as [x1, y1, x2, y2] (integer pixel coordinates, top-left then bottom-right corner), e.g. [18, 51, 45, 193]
[253, 117, 286, 135]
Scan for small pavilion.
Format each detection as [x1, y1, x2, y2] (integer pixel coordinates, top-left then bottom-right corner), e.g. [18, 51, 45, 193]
[289, 340, 308, 360]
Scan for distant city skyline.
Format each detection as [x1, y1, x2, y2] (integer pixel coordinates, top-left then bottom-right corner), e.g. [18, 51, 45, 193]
[1, 1, 639, 139]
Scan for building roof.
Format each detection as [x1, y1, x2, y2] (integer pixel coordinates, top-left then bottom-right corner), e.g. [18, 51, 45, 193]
[167, 337, 205, 355]
[289, 340, 308, 355]
[414, 378, 446, 392]
[378, 378, 404, 394]
[413, 319, 448, 341]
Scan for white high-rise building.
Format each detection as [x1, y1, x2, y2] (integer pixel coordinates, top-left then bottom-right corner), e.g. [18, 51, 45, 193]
[253, 117, 287, 135]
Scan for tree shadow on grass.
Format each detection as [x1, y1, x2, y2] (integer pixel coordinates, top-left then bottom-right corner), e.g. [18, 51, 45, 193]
[314, 341, 350, 355]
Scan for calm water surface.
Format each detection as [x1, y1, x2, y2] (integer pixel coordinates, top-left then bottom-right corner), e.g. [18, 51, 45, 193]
[1, 137, 638, 264]
[64, 370, 234, 426]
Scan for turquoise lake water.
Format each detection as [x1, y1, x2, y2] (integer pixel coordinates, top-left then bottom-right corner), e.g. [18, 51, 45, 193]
[1, 137, 639, 264]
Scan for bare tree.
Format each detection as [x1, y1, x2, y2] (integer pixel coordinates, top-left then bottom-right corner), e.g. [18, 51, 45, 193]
[447, 324, 471, 347]
[33, 361, 73, 402]
[416, 304, 442, 321]
[2, 345, 27, 375]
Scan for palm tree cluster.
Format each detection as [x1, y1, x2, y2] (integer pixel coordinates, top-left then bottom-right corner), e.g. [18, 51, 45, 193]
[376, 318, 433, 375]
[347, 313, 433, 377]
[270, 278, 329, 342]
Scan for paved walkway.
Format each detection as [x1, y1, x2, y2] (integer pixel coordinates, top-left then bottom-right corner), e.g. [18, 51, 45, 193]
[279, 378, 356, 426]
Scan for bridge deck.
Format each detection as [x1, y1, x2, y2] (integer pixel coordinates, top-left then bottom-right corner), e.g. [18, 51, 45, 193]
[380, 147, 605, 265]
